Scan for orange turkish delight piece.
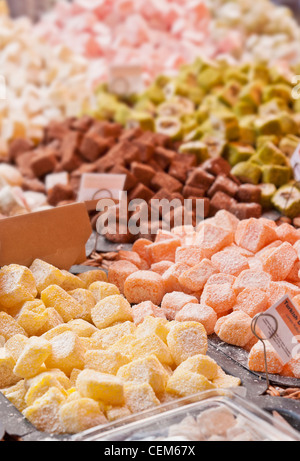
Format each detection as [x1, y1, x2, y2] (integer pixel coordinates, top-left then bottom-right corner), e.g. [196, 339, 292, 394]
[124, 271, 165, 305]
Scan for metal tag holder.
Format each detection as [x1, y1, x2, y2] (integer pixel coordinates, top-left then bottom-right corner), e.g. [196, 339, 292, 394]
[251, 313, 279, 392]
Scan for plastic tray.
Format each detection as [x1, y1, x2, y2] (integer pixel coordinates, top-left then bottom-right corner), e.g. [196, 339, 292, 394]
[73, 389, 300, 442]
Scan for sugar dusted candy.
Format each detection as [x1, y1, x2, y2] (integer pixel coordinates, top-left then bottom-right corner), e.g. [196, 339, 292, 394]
[235, 218, 277, 253]
[261, 242, 298, 281]
[212, 368, 241, 388]
[124, 271, 165, 305]
[0, 312, 27, 340]
[124, 383, 160, 413]
[162, 262, 192, 293]
[166, 370, 215, 398]
[29, 259, 65, 295]
[60, 271, 86, 292]
[178, 259, 219, 293]
[45, 331, 85, 377]
[4, 334, 28, 362]
[146, 238, 182, 264]
[24, 373, 68, 407]
[117, 355, 169, 395]
[167, 322, 208, 366]
[41, 285, 85, 322]
[84, 350, 130, 375]
[161, 292, 198, 321]
[175, 355, 219, 381]
[234, 288, 268, 318]
[0, 348, 19, 389]
[16, 300, 48, 336]
[91, 295, 133, 329]
[130, 334, 174, 366]
[78, 270, 107, 287]
[215, 311, 254, 348]
[136, 316, 169, 344]
[91, 321, 136, 350]
[23, 387, 66, 434]
[67, 319, 98, 338]
[35, 308, 64, 336]
[150, 261, 173, 275]
[60, 398, 107, 434]
[201, 283, 236, 316]
[89, 282, 120, 303]
[76, 369, 124, 406]
[106, 406, 131, 422]
[132, 301, 166, 325]
[14, 337, 52, 379]
[108, 260, 139, 294]
[211, 250, 249, 277]
[68, 288, 96, 322]
[175, 304, 217, 336]
[1, 380, 27, 412]
[0, 265, 37, 315]
[248, 341, 284, 374]
[195, 223, 234, 259]
[233, 270, 271, 295]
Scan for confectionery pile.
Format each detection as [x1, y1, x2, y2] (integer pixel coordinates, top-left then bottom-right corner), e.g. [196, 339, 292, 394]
[1, 0, 300, 443]
[0, 259, 240, 434]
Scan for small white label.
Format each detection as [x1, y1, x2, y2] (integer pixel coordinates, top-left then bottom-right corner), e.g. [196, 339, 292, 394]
[108, 65, 144, 96]
[77, 173, 126, 203]
[291, 144, 300, 181]
[255, 295, 300, 364]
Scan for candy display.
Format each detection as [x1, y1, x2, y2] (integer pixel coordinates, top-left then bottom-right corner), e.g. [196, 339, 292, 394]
[35, 0, 300, 86]
[1, 0, 300, 444]
[110, 211, 300, 378]
[0, 259, 242, 434]
[0, 118, 266, 233]
[0, 9, 93, 158]
[91, 59, 300, 218]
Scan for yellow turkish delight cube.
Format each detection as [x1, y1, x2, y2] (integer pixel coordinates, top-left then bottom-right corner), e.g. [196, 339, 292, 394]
[131, 334, 174, 366]
[78, 270, 107, 287]
[41, 285, 85, 322]
[26, 369, 71, 391]
[84, 350, 130, 375]
[76, 369, 124, 406]
[42, 324, 71, 341]
[69, 369, 82, 388]
[0, 348, 20, 388]
[1, 380, 26, 412]
[89, 282, 120, 303]
[35, 308, 64, 336]
[29, 259, 65, 295]
[0, 265, 37, 315]
[14, 337, 52, 379]
[136, 317, 169, 344]
[67, 319, 98, 338]
[166, 370, 215, 397]
[25, 373, 68, 406]
[211, 367, 241, 388]
[108, 335, 137, 357]
[60, 398, 107, 434]
[175, 355, 219, 380]
[45, 331, 85, 377]
[124, 383, 160, 414]
[91, 321, 136, 349]
[60, 271, 85, 292]
[0, 312, 27, 341]
[117, 355, 169, 395]
[91, 295, 133, 329]
[16, 300, 48, 336]
[23, 387, 66, 433]
[4, 334, 28, 362]
[0, 335, 5, 347]
[68, 288, 96, 323]
[106, 406, 131, 422]
[167, 321, 208, 366]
